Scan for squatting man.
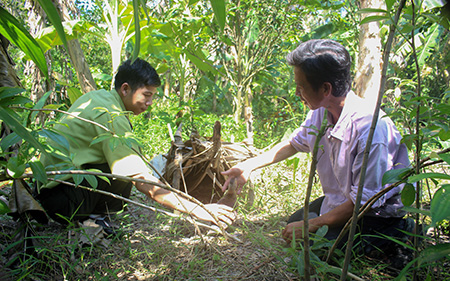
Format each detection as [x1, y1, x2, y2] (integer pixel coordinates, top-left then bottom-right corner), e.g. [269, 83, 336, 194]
[222, 39, 414, 256]
[36, 58, 235, 229]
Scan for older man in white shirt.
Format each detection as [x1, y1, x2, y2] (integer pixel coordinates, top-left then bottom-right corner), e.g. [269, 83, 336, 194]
[221, 39, 414, 266]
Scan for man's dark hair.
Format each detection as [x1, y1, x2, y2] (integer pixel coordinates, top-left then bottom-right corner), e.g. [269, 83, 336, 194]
[286, 39, 352, 97]
[114, 58, 161, 91]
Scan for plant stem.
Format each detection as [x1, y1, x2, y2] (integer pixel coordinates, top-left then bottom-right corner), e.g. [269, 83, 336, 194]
[47, 178, 241, 242]
[410, 1, 422, 279]
[302, 109, 328, 279]
[16, 169, 228, 236]
[339, 1, 406, 279]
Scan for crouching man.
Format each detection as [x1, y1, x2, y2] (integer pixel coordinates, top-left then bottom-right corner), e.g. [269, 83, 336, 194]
[37, 58, 235, 229]
[222, 39, 414, 266]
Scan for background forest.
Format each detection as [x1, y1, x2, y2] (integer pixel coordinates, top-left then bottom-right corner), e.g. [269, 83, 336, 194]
[0, 0, 449, 280]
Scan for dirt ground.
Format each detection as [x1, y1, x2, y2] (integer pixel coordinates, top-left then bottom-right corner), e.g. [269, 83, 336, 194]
[1, 165, 449, 280]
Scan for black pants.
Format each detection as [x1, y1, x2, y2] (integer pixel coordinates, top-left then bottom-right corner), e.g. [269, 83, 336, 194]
[36, 163, 132, 224]
[287, 196, 414, 254]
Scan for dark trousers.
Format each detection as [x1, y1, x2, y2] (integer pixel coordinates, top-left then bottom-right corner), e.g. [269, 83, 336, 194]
[36, 163, 132, 224]
[287, 196, 414, 254]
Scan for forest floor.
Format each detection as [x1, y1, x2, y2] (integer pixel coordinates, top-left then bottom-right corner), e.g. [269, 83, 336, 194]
[1, 161, 449, 280]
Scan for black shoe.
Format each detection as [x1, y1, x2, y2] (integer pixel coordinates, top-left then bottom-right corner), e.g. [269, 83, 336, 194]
[93, 216, 121, 237]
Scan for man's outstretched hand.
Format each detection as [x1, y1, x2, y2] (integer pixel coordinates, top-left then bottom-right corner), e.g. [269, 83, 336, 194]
[192, 203, 236, 227]
[221, 167, 248, 194]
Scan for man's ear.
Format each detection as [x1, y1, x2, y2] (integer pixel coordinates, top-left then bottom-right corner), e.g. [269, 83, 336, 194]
[322, 82, 332, 97]
[120, 83, 130, 97]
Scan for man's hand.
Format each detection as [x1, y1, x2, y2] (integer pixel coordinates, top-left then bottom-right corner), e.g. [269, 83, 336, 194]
[221, 167, 248, 194]
[282, 221, 320, 243]
[192, 203, 236, 227]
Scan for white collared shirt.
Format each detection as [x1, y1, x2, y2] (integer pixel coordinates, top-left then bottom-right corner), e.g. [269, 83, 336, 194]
[289, 91, 410, 217]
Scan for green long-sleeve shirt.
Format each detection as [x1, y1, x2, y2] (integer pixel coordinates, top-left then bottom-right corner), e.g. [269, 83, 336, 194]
[40, 89, 149, 189]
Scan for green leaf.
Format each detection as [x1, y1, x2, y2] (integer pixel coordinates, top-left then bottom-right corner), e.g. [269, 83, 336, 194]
[6, 157, 26, 178]
[417, 24, 440, 68]
[385, 0, 396, 10]
[39, 129, 70, 154]
[0, 199, 11, 215]
[31, 91, 52, 121]
[382, 168, 410, 185]
[357, 8, 388, 14]
[430, 186, 450, 226]
[84, 174, 98, 189]
[131, 0, 141, 62]
[90, 133, 113, 146]
[315, 225, 328, 238]
[87, 169, 111, 185]
[0, 96, 32, 107]
[401, 206, 431, 216]
[437, 152, 450, 165]
[0, 106, 49, 158]
[108, 137, 120, 151]
[0, 7, 48, 79]
[423, 0, 446, 11]
[210, 0, 226, 32]
[418, 243, 450, 266]
[401, 183, 415, 207]
[0, 87, 25, 100]
[36, 0, 68, 51]
[29, 160, 48, 184]
[43, 103, 63, 110]
[185, 50, 219, 75]
[0, 131, 21, 151]
[408, 173, 450, 183]
[311, 23, 335, 39]
[93, 73, 112, 82]
[360, 15, 390, 25]
[73, 174, 84, 186]
[67, 87, 83, 104]
[439, 129, 450, 141]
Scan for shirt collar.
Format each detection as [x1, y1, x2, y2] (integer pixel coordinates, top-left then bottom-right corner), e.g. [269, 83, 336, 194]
[328, 91, 360, 141]
[111, 89, 127, 112]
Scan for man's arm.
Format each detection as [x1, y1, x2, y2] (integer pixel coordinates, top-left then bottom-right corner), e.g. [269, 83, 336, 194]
[221, 139, 298, 192]
[133, 174, 235, 226]
[281, 200, 354, 243]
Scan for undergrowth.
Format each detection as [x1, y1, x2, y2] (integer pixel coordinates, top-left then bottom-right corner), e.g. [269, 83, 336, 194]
[1, 158, 449, 280]
[1, 107, 449, 280]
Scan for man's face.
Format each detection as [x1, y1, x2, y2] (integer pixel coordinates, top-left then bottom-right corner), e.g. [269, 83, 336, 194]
[121, 84, 158, 115]
[294, 66, 325, 110]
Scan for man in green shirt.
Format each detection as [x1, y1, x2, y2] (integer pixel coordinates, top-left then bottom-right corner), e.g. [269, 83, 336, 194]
[37, 58, 235, 228]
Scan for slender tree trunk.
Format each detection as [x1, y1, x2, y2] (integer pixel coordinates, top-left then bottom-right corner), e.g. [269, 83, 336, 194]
[244, 88, 253, 146]
[163, 71, 170, 103]
[25, 0, 52, 124]
[0, 35, 21, 88]
[354, 0, 384, 107]
[52, 0, 97, 93]
[0, 34, 22, 159]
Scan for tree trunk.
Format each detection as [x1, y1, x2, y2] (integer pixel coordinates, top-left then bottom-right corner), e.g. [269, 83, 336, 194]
[354, 0, 384, 107]
[25, 0, 52, 124]
[0, 35, 21, 88]
[52, 0, 97, 93]
[0, 34, 22, 159]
